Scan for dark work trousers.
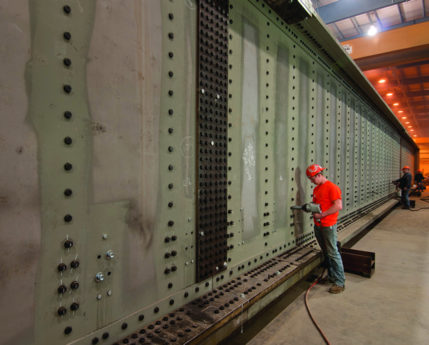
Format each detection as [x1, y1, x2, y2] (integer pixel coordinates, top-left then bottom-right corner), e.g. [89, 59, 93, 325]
[401, 188, 410, 208]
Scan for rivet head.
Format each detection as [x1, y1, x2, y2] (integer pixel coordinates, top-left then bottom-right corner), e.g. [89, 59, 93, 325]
[57, 263, 67, 272]
[70, 281, 79, 290]
[96, 294, 102, 300]
[70, 260, 80, 269]
[64, 111, 72, 120]
[63, 240, 73, 249]
[63, 32, 71, 41]
[63, 58, 72, 67]
[70, 302, 79, 311]
[63, 85, 72, 94]
[64, 162, 73, 171]
[107, 290, 112, 296]
[63, 5, 71, 14]
[57, 307, 67, 316]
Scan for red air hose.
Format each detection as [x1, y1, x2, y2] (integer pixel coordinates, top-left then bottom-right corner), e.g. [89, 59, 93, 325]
[304, 270, 331, 345]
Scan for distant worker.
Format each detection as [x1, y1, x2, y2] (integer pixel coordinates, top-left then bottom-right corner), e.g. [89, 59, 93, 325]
[306, 164, 345, 294]
[415, 170, 424, 193]
[393, 166, 412, 209]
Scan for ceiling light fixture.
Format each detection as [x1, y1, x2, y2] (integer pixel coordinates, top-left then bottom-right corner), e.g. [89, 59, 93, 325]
[367, 25, 378, 36]
[405, 121, 410, 124]
[398, 110, 403, 113]
[410, 129, 415, 132]
[378, 79, 386, 84]
[401, 116, 407, 119]
[393, 103, 399, 106]
[386, 92, 393, 97]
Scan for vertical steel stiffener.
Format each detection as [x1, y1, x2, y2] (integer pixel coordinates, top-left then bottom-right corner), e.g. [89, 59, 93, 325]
[196, 0, 229, 282]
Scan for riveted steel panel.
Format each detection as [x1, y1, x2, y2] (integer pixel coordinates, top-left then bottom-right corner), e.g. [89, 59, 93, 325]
[0, 0, 419, 344]
[195, 0, 229, 283]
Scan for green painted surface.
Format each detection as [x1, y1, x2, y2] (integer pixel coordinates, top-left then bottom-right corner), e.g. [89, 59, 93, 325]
[0, 0, 418, 344]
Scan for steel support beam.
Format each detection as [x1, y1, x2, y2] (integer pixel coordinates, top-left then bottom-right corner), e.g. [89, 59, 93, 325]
[342, 21, 429, 60]
[399, 76, 429, 84]
[316, 0, 407, 24]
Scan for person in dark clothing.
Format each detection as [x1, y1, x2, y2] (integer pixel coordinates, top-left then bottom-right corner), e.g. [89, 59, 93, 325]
[393, 166, 412, 209]
[415, 170, 424, 192]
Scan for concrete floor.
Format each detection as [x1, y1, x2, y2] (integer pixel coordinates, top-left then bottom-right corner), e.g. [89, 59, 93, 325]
[225, 192, 429, 345]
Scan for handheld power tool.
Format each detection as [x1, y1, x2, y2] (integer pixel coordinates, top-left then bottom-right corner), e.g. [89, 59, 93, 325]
[290, 203, 321, 214]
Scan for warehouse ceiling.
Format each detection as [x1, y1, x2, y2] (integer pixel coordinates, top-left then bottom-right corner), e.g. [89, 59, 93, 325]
[311, 0, 429, 169]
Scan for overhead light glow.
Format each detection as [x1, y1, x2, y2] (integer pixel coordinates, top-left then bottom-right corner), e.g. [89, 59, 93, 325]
[401, 116, 407, 119]
[378, 79, 386, 84]
[405, 121, 410, 124]
[410, 129, 415, 132]
[408, 125, 412, 128]
[393, 103, 399, 106]
[398, 110, 404, 113]
[367, 25, 378, 36]
[386, 92, 393, 97]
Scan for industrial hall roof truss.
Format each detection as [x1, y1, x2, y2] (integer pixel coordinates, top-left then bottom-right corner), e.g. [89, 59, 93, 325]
[311, 0, 429, 169]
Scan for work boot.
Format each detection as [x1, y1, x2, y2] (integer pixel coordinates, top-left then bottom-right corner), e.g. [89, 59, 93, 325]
[328, 284, 345, 294]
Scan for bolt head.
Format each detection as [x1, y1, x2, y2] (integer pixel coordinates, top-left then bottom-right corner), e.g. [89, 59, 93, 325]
[106, 250, 115, 260]
[95, 272, 104, 282]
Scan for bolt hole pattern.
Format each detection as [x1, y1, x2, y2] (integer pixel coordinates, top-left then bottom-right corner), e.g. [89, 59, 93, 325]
[196, 0, 229, 282]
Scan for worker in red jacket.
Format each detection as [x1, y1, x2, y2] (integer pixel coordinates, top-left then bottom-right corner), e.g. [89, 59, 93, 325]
[306, 164, 345, 294]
